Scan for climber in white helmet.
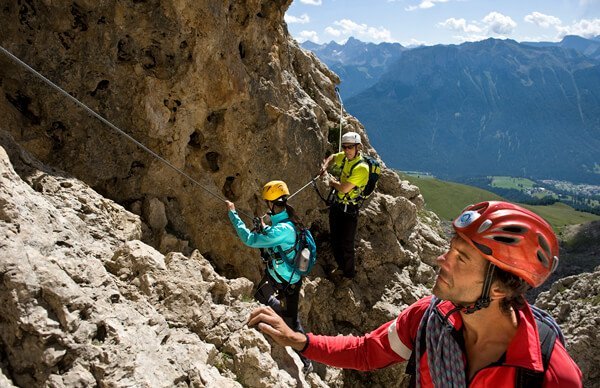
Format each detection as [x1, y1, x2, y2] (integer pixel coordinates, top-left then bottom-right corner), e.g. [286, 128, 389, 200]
[318, 131, 369, 280]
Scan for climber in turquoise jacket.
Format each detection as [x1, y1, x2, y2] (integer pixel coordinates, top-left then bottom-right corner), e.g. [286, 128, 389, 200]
[226, 180, 313, 373]
[227, 203, 301, 285]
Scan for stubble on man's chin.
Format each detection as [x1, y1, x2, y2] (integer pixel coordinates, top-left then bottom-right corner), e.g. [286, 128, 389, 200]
[432, 281, 445, 300]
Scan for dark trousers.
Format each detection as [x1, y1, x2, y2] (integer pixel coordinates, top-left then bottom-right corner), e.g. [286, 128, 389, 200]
[254, 270, 310, 366]
[329, 203, 359, 278]
[254, 271, 304, 332]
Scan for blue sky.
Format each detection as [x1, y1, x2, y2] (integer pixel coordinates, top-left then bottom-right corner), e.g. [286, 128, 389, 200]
[285, 0, 600, 46]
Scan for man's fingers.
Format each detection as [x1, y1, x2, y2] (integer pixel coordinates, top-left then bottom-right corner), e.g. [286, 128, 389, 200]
[248, 307, 278, 327]
[258, 322, 281, 338]
[249, 312, 281, 329]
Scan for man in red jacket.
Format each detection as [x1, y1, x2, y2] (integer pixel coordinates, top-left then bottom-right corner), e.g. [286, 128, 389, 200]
[249, 201, 583, 387]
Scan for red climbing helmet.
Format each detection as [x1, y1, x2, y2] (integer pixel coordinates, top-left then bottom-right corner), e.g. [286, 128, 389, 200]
[452, 201, 559, 287]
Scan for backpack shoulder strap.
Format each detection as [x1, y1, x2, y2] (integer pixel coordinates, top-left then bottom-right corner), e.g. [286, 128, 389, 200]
[348, 155, 367, 175]
[538, 319, 557, 371]
[515, 318, 557, 388]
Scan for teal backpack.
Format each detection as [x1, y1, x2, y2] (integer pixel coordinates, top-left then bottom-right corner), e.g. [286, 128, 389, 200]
[274, 221, 317, 281]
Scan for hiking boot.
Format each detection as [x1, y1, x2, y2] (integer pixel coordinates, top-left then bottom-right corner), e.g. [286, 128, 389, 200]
[301, 359, 313, 374]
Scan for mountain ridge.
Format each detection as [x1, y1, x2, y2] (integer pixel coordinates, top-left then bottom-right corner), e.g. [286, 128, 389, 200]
[342, 38, 600, 184]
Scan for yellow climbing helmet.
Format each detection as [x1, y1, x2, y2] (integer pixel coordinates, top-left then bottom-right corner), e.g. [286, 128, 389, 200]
[262, 180, 289, 202]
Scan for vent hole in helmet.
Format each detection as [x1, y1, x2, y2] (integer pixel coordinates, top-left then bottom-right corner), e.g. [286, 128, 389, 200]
[473, 241, 492, 255]
[536, 250, 550, 268]
[501, 226, 527, 234]
[492, 235, 519, 244]
[470, 203, 488, 213]
[538, 234, 552, 257]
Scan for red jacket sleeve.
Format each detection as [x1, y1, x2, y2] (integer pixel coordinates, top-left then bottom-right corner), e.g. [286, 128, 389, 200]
[301, 297, 432, 371]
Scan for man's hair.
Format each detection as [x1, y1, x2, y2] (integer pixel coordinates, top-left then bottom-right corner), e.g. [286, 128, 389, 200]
[493, 266, 532, 313]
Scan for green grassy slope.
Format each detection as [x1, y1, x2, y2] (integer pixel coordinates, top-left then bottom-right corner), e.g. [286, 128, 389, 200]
[398, 172, 600, 231]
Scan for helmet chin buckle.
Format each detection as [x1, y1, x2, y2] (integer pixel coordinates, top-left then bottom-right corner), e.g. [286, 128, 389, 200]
[452, 262, 496, 316]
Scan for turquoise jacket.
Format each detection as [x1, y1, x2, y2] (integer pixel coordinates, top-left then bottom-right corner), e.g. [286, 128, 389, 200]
[228, 209, 301, 284]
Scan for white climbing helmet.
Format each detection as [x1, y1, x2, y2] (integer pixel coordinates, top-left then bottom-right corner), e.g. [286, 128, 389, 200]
[341, 131, 361, 144]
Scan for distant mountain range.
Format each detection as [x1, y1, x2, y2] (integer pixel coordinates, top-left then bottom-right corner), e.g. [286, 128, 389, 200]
[522, 35, 600, 60]
[303, 36, 600, 184]
[302, 37, 405, 99]
[303, 35, 600, 99]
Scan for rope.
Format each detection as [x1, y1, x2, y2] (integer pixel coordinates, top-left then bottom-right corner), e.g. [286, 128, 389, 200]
[335, 87, 343, 152]
[0, 44, 255, 220]
[415, 297, 467, 388]
[287, 175, 320, 201]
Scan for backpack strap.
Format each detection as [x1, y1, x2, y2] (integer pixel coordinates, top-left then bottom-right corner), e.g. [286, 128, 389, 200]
[515, 318, 557, 388]
[348, 155, 368, 202]
[347, 155, 366, 175]
[265, 218, 297, 259]
[265, 219, 301, 287]
[336, 156, 366, 205]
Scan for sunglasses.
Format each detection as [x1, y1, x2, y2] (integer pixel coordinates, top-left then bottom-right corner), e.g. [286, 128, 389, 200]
[341, 144, 356, 150]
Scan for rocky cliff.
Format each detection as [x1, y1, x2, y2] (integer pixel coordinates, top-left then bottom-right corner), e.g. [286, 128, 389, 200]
[0, 1, 445, 386]
[0, 131, 330, 387]
[535, 266, 600, 386]
[0, 1, 596, 387]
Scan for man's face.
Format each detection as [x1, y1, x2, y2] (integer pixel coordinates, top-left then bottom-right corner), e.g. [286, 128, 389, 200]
[433, 235, 489, 305]
[341, 143, 358, 159]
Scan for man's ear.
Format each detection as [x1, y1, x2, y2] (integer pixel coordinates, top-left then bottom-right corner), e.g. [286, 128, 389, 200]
[489, 283, 508, 300]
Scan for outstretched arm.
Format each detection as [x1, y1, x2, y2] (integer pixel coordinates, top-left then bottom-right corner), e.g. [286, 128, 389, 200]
[226, 205, 290, 248]
[248, 306, 405, 371]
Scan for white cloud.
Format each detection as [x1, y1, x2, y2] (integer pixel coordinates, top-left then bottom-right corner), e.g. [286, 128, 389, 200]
[401, 38, 429, 47]
[297, 30, 320, 43]
[285, 13, 310, 24]
[524, 12, 561, 28]
[438, 18, 482, 33]
[483, 12, 517, 35]
[325, 26, 342, 37]
[406, 0, 449, 11]
[299, 0, 322, 5]
[325, 19, 392, 42]
[557, 18, 600, 38]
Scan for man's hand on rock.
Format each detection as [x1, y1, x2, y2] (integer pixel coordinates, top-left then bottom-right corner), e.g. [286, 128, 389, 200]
[248, 306, 307, 351]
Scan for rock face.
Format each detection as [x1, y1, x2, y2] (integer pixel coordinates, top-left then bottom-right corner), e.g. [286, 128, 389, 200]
[0, 131, 332, 387]
[535, 267, 600, 387]
[0, 0, 439, 283]
[2, 1, 592, 388]
[0, 1, 448, 385]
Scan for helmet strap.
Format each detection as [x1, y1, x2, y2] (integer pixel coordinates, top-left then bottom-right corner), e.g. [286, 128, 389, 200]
[454, 262, 496, 315]
[267, 197, 287, 215]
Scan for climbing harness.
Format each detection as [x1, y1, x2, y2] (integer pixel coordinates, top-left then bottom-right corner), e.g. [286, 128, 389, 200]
[0, 45, 259, 219]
